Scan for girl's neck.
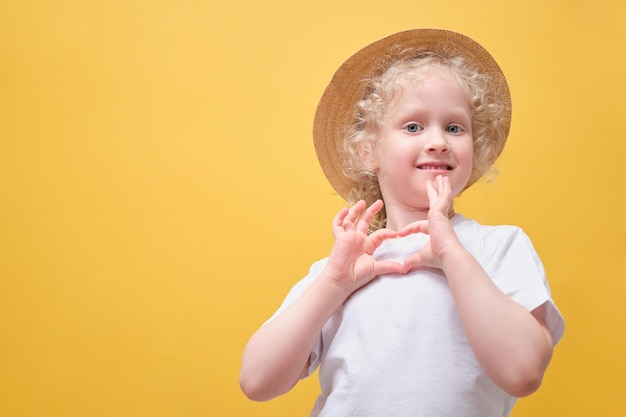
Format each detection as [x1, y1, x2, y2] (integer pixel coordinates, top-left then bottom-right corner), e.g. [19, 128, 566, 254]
[384, 204, 455, 231]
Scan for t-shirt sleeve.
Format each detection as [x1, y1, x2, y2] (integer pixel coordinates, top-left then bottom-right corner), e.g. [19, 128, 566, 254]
[482, 226, 565, 345]
[263, 258, 328, 377]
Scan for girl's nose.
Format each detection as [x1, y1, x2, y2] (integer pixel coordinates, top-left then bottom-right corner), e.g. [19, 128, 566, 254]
[425, 131, 450, 153]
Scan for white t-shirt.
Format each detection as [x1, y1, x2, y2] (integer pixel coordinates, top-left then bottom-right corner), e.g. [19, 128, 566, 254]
[268, 214, 565, 417]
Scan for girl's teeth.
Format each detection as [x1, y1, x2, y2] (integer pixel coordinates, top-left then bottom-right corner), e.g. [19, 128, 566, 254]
[420, 165, 450, 170]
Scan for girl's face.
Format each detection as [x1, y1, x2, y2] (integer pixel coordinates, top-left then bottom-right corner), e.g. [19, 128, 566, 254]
[370, 68, 473, 222]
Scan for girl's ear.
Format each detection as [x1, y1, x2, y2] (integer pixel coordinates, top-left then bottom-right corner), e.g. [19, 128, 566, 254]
[357, 143, 379, 171]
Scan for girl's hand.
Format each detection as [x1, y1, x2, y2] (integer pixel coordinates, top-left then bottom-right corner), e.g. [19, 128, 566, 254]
[400, 175, 461, 272]
[324, 200, 404, 294]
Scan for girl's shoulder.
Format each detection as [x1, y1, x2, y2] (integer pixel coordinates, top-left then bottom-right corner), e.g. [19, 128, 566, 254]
[452, 214, 539, 262]
[453, 213, 529, 242]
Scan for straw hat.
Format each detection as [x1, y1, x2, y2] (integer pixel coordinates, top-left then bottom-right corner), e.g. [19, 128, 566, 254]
[312, 28, 511, 200]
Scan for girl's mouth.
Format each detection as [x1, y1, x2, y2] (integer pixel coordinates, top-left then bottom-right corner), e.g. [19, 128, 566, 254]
[417, 164, 453, 170]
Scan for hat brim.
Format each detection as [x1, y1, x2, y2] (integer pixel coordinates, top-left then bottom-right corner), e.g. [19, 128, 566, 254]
[313, 28, 511, 200]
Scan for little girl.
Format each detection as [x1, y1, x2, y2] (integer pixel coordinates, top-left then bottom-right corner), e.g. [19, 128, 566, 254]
[240, 28, 564, 417]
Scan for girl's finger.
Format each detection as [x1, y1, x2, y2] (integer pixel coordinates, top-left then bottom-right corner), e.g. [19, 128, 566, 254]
[373, 260, 405, 277]
[426, 175, 452, 213]
[357, 200, 384, 232]
[344, 200, 366, 226]
[397, 220, 429, 237]
[368, 227, 400, 249]
[437, 176, 453, 211]
[402, 251, 423, 274]
[426, 178, 438, 203]
[332, 207, 350, 236]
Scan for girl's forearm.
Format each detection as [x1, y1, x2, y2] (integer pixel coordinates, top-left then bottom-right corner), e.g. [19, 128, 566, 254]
[441, 244, 554, 397]
[239, 272, 348, 401]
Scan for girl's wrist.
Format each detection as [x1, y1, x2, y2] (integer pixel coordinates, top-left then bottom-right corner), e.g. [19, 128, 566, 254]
[317, 269, 355, 305]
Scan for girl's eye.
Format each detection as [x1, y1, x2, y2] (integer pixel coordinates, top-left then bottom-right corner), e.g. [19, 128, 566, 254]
[405, 123, 422, 133]
[446, 125, 463, 134]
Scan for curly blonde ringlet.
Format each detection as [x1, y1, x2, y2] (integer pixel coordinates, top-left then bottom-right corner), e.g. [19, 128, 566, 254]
[313, 29, 511, 231]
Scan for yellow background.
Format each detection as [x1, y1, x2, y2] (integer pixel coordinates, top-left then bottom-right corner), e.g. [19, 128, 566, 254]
[1, 1, 624, 416]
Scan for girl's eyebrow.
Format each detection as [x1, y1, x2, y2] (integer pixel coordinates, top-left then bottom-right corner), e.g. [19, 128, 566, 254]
[395, 108, 471, 122]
